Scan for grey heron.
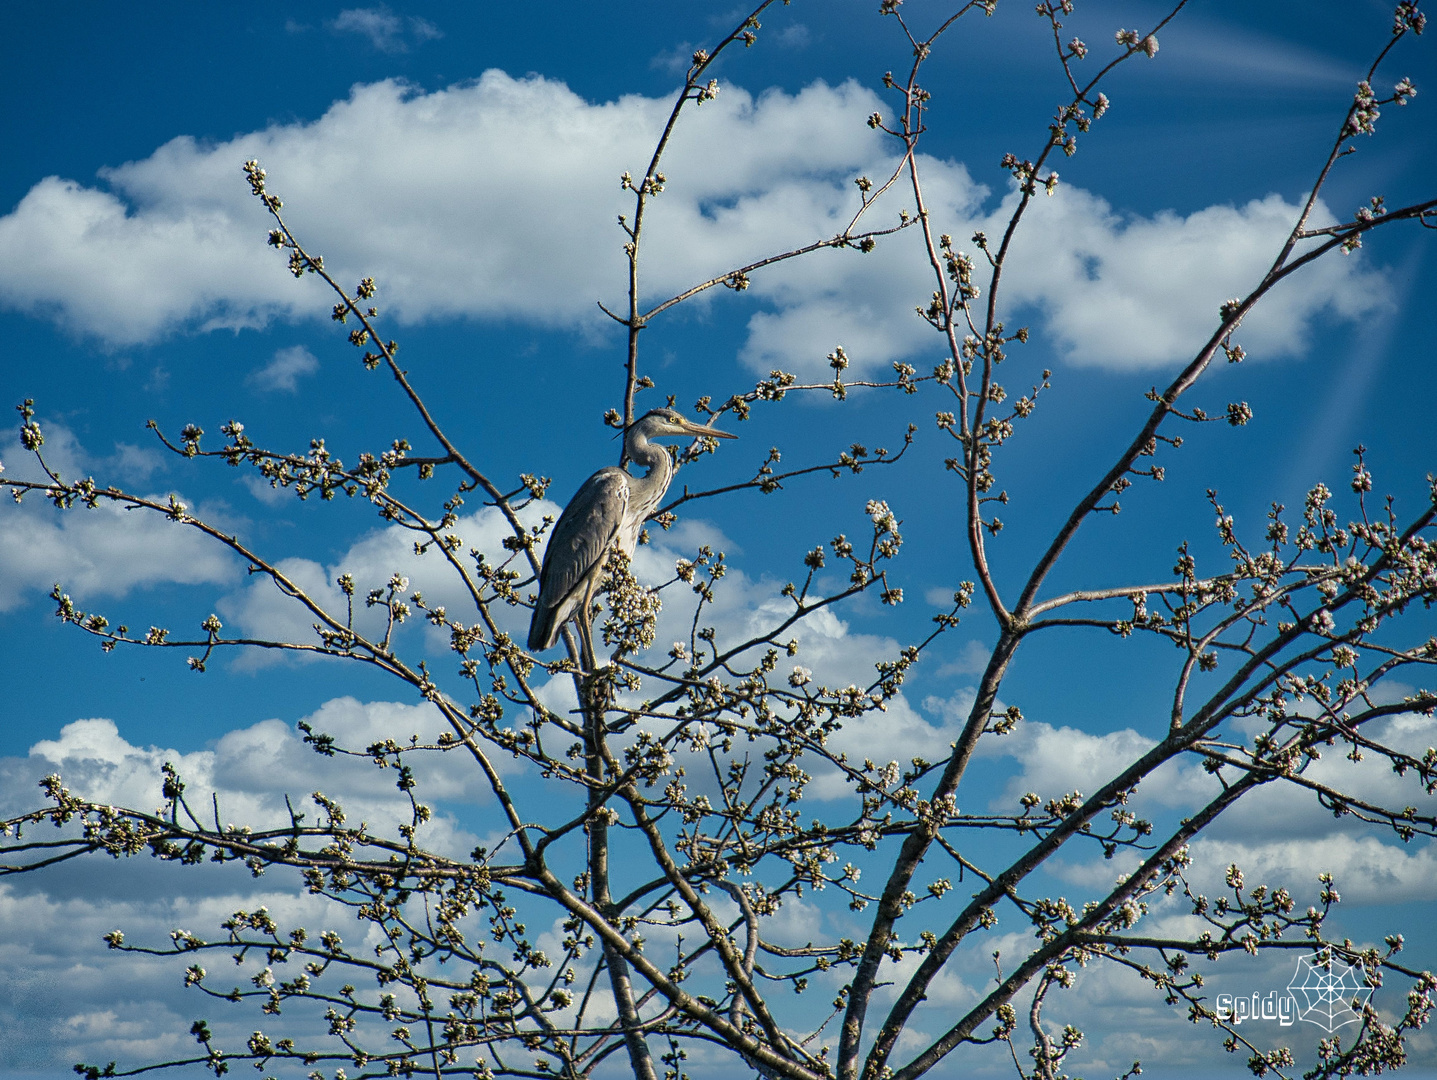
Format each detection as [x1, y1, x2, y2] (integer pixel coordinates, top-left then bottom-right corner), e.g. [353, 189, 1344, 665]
[527, 408, 736, 667]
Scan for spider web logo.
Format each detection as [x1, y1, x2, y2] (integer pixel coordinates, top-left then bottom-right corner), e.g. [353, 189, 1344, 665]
[1286, 953, 1374, 1032]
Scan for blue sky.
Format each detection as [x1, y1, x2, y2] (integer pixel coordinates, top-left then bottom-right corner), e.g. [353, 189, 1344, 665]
[1, 2, 1435, 1078]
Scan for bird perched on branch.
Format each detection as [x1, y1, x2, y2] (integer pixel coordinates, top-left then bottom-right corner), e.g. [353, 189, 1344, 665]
[527, 408, 736, 668]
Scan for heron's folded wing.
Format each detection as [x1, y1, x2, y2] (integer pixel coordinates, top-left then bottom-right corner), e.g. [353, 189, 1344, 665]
[537, 468, 629, 611]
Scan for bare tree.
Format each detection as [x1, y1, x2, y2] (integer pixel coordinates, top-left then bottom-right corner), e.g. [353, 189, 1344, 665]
[4, 3, 1437, 1079]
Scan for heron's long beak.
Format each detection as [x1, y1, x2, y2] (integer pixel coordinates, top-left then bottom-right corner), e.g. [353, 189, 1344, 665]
[679, 419, 737, 440]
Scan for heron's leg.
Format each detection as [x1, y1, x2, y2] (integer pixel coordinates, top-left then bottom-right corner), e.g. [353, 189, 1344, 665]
[578, 617, 596, 675]
[577, 579, 599, 674]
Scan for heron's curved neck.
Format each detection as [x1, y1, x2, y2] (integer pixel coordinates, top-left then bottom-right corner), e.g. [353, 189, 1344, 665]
[626, 431, 674, 493]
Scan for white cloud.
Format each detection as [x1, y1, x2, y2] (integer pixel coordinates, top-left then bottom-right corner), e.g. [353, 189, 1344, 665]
[903, 709, 1203, 819]
[213, 483, 938, 778]
[774, 24, 811, 48]
[248, 343, 319, 392]
[330, 7, 441, 52]
[619, 517, 981, 800]
[649, 41, 699, 75]
[408, 16, 442, 43]
[1188, 833, 1437, 906]
[0, 868, 400, 1073]
[1210, 707, 1437, 839]
[0, 173, 310, 344]
[106, 440, 166, 483]
[212, 488, 986, 804]
[0, 73, 1385, 373]
[0, 76, 888, 350]
[3, 414, 90, 480]
[219, 500, 553, 666]
[0, 422, 237, 610]
[1001, 707, 1437, 910]
[989, 721, 1161, 807]
[4, 696, 492, 856]
[926, 638, 989, 679]
[997, 188, 1389, 368]
[241, 471, 294, 505]
[0, 880, 221, 1069]
[1164, 19, 1355, 89]
[219, 554, 346, 663]
[0, 691, 530, 1072]
[1, 418, 165, 487]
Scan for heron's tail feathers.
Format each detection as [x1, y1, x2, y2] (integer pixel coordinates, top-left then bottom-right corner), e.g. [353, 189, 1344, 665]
[527, 608, 562, 653]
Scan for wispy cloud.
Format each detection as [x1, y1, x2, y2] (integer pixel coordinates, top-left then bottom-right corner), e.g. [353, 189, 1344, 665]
[774, 24, 811, 48]
[330, 7, 442, 53]
[649, 40, 698, 75]
[1163, 19, 1356, 90]
[247, 343, 318, 392]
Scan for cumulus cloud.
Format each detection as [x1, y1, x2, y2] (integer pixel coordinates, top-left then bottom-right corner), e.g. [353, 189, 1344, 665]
[1210, 707, 1437, 835]
[213, 485, 931, 758]
[0, 73, 1385, 373]
[223, 492, 969, 799]
[1188, 833, 1437, 906]
[996, 188, 1388, 367]
[0, 695, 503, 1072]
[0, 422, 237, 611]
[618, 517, 983, 800]
[0, 172, 311, 344]
[0, 679, 548, 1073]
[774, 24, 812, 48]
[649, 41, 701, 75]
[218, 498, 555, 666]
[1, 696, 491, 860]
[247, 343, 319, 391]
[0, 879, 283, 1070]
[986, 721, 1164, 807]
[960, 695, 1437, 828]
[191, 478, 1437, 922]
[995, 705, 1437, 910]
[0, 76, 888, 351]
[0, 858, 415, 1072]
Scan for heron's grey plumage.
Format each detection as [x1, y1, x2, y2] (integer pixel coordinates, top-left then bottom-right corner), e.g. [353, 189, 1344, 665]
[527, 408, 736, 664]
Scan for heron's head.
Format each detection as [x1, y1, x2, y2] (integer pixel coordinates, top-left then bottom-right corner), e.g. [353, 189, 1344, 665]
[630, 408, 737, 443]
